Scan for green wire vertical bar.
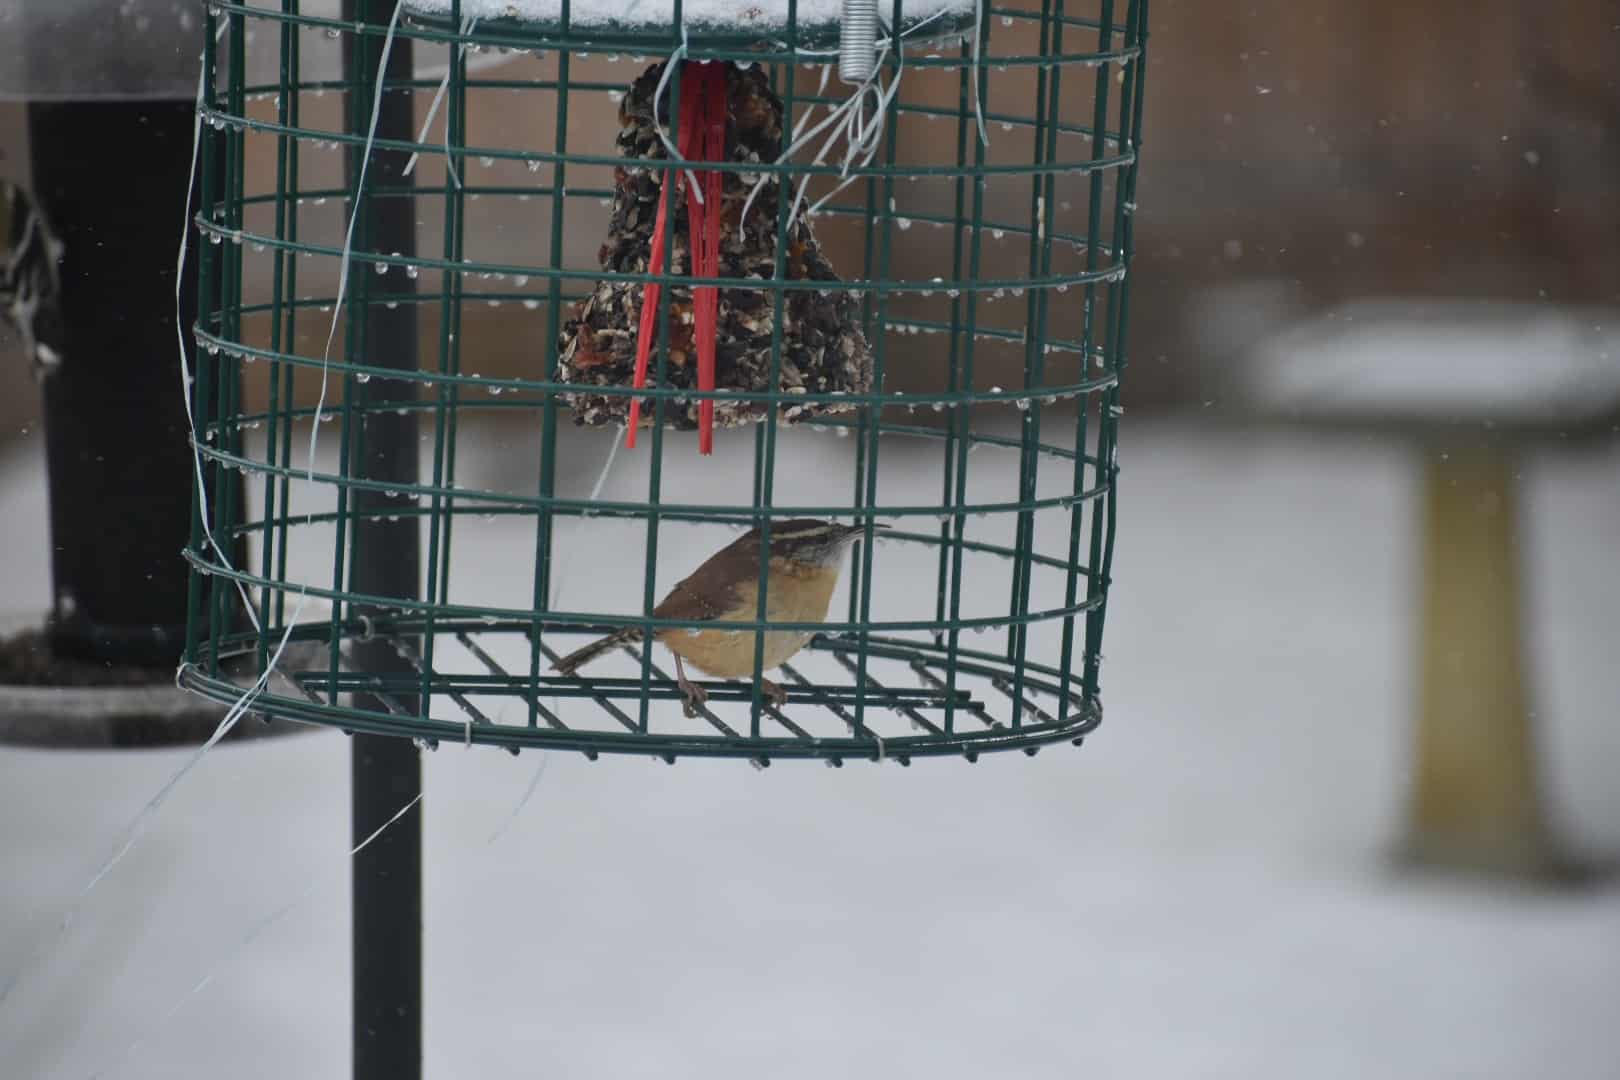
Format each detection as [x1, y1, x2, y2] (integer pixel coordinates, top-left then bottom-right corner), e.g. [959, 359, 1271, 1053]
[431, 405, 463, 622]
[635, 19, 683, 735]
[933, 36, 975, 659]
[273, 20, 303, 635]
[216, 7, 249, 668]
[201, 19, 235, 678]
[1005, 2, 1054, 674]
[850, 0, 907, 740]
[1084, 0, 1147, 703]
[435, 22, 469, 631]
[257, 0, 301, 671]
[326, 15, 367, 702]
[751, 425, 767, 508]
[942, 0, 994, 737]
[749, 9, 801, 743]
[1108, 0, 1148, 395]
[847, 20, 888, 633]
[186, 4, 222, 673]
[1005, 0, 1068, 726]
[846, 122, 879, 630]
[203, 8, 246, 675]
[423, 2, 469, 712]
[1059, 0, 1117, 722]
[531, 1, 567, 728]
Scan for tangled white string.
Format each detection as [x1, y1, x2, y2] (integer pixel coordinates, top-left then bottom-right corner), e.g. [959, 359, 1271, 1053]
[742, 0, 988, 237]
[648, 20, 707, 204]
[88, 792, 425, 1080]
[402, 16, 479, 187]
[0, 0, 408, 1022]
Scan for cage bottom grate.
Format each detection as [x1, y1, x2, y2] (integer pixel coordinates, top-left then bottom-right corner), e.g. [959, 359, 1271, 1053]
[180, 623, 1102, 765]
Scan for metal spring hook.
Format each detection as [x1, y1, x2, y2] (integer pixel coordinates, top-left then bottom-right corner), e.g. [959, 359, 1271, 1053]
[838, 0, 880, 85]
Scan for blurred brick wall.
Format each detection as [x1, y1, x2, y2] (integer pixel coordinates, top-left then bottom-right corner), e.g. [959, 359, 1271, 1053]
[1127, 0, 1618, 406]
[3, 0, 1613, 444]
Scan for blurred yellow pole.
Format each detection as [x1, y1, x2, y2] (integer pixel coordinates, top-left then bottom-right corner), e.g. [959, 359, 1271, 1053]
[1403, 441, 1569, 879]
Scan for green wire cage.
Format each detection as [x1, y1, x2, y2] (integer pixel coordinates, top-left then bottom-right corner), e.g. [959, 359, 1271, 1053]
[181, 0, 1148, 765]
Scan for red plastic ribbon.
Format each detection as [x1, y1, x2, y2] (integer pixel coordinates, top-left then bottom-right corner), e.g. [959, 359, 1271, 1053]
[626, 61, 725, 455]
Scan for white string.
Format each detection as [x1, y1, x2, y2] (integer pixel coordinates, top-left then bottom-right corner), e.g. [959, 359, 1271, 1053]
[486, 752, 550, 845]
[88, 792, 425, 1080]
[742, 0, 987, 238]
[1, 51, 251, 1013]
[313, 0, 405, 481]
[738, 63, 833, 228]
[0, 601, 308, 1012]
[0, 0, 405, 1021]
[968, 0, 988, 147]
[402, 15, 477, 187]
[92, 424, 627, 1068]
[176, 66, 262, 636]
[78, 429, 623, 1069]
[803, 53, 906, 220]
[647, 21, 705, 204]
[81, 430, 631, 1074]
[790, 30, 905, 226]
[485, 423, 625, 834]
[589, 425, 627, 506]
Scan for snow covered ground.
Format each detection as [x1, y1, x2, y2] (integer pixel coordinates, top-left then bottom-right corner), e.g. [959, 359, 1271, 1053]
[1, 416, 1617, 1079]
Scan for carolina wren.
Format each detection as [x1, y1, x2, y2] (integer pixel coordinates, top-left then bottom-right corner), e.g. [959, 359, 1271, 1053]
[552, 519, 877, 713]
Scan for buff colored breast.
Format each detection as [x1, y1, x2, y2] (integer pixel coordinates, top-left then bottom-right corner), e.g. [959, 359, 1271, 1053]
[655, 557, 841, 678]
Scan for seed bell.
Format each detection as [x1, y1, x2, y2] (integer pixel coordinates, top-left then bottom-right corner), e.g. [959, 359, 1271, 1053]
[555, 61, 874, 453]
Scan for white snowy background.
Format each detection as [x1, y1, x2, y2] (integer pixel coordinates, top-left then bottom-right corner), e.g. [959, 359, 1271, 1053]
[2, 0, 1615, 1072]
[1, 384, 1617, 1078]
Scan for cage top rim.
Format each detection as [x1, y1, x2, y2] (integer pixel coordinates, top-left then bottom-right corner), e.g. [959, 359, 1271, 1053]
[211, 0, 1143, 66]
[396, 4, 977, 47]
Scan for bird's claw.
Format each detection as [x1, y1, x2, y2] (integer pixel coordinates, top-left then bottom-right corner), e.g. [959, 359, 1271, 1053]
[760, 678, 788, 710]
[678, 676, 708, 718]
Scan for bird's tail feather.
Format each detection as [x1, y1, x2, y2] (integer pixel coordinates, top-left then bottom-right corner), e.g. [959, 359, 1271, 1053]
[552, 627, 644, 676]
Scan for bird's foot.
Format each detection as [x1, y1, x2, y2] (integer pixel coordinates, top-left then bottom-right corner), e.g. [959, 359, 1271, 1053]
[675, 660, 708, 718]
[680, 670, 712, 712]
[760, 677, 788, 710]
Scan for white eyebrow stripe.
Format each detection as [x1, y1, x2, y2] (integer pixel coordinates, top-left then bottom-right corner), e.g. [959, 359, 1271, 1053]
[767, 524, 835, 540]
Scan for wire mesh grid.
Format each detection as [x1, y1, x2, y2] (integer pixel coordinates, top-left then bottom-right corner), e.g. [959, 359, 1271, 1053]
[180, 0, 1148, 764]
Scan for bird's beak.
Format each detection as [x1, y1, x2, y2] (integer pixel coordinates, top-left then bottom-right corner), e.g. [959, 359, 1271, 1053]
[843, 522, 887, 539]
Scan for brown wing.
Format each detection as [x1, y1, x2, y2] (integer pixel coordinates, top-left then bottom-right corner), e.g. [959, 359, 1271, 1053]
[652, 531, 762, 623]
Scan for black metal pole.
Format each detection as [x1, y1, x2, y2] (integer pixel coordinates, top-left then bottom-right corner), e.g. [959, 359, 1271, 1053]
[24, 100, 227, 668]
[342, 3, 423, 1078]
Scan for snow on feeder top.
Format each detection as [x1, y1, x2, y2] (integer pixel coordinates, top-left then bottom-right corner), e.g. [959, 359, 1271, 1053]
[399, 0, 978, 42]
